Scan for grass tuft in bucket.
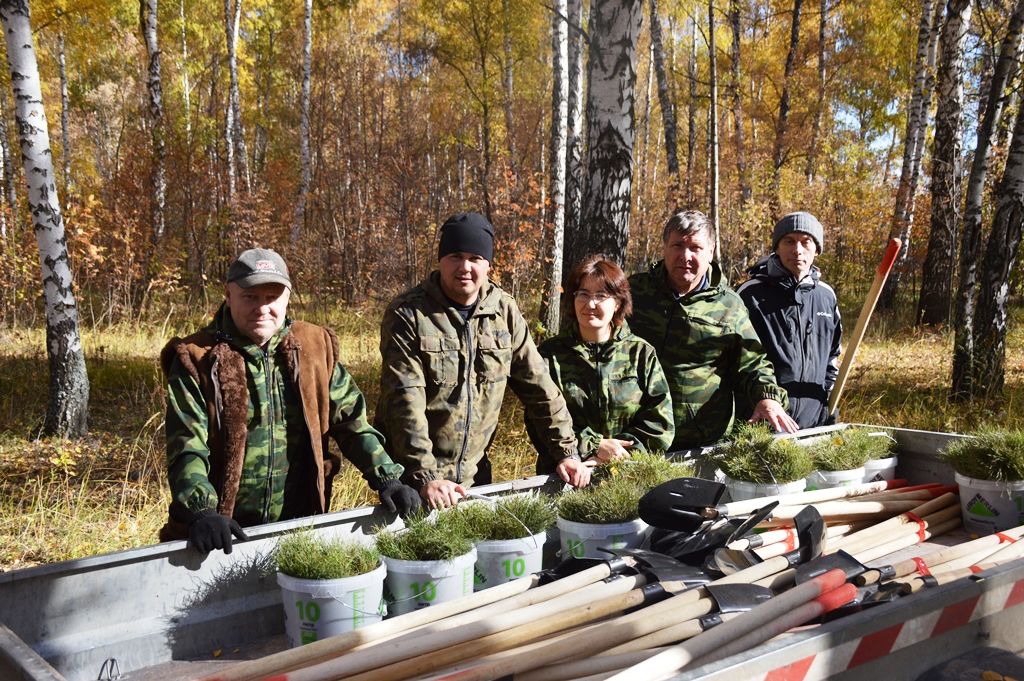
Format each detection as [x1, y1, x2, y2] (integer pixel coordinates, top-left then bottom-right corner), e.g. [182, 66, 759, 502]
[710, 422, 813, 484]
[274, 530, 385, 646]
[942, 429, 1024, 482]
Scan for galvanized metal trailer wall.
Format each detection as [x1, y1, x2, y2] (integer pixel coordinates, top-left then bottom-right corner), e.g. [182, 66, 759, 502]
[0, 476, 561, 681]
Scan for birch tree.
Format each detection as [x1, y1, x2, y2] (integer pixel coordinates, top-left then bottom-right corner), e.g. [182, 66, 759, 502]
[708, 0, 720, 241]
[0, 0, 89, 437]
[971, 83, 1024, 399]
[225, 0, 250, 199]
[686, 16, 698, 205]
[951, 0, 1024, 399]
[542, 0, 568, 334]
[804, 0, 826, 183]
[771, 0, 804, 219]
[649, 0, 680, 195]
[879, 0, 941, 310]
[562, 0, 585, 282]
[579, 0, 643, 264]
[141, 0, 166, 242]
[917, 0, 972, 326]
[58, 32, 72, 202]
[292, 0, 312, 245]
[730, 0, 751, 206]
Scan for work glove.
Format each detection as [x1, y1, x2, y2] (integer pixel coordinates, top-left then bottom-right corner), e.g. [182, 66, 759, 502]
[378, 479, 422, 518]
[187, 508, 249, 555]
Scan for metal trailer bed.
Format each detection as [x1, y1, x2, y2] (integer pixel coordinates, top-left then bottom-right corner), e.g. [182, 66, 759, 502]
[1, 426, 1022, 681]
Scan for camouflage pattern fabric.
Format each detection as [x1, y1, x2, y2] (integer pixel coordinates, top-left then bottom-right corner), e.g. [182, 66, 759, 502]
[529, 321, 674, 461]
[165, 306, 402, 526]
[376, 272, 578, 488]
[628, 260, 787, 449]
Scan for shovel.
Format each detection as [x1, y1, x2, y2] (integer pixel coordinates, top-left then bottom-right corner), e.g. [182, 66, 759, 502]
[707, 505, 825, 576]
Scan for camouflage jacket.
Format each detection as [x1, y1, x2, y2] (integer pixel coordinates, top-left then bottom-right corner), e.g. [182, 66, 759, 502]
[530, 322, 674, 462]
[163, 304, 403, 532]
[375, 272, 578, 488]
[628, 260, 787, 449]
[737, 255, 842, 428]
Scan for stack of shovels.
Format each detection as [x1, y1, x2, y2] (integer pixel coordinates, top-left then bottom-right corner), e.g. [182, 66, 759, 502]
[197, 476, 1024, 681]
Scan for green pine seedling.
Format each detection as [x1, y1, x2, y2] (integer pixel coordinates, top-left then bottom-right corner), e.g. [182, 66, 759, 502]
[276, 529, 380, 580]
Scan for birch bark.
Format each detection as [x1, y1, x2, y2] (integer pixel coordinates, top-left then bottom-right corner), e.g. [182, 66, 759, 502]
[292, 0, 312, 245]
[917, 0, 973, 326]
[542, 0, 569, 334]
[580, 0, 643, 264]
[142, 0, 166, 242]
[0, 0, 89, 437]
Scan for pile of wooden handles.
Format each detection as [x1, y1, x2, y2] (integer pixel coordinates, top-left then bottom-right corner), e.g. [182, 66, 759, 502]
[190, 480, 1017, 681]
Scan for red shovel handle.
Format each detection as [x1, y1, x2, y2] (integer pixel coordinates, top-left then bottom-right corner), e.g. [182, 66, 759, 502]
[878, 238, 902, 276]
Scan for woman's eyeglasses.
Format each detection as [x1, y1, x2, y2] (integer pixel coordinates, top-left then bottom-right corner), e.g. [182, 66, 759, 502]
[574, 291, 612, 303]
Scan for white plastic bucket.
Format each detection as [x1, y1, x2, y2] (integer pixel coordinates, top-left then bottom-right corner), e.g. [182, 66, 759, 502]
[806, 467, 866, 491]
[382, 549, 477, 617]
[724, 476, 806, 502]
[276, 562, 386, 647]
[955, 472, 1024, 535]
[556, 516, 647, 559]
[473, 532, 546, 591]
[863, 457, 898, 483]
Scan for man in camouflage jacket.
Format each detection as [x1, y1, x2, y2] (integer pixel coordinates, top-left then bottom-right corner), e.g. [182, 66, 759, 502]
[529, 321, 675, 464]
[163, 249, 419, 554]
[375, 213, 591, 509]
[629, 211, 798, 449]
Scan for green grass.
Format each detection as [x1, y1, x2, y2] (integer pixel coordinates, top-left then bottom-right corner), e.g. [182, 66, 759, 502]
[275, 530, 380, 580]
[556, 452, 693, 524]
[711, 422, 815, 483]
[805, 427, 896, 471]
[4, 303, 1024, 570]
[374, 508, 476, 561]
[455, 494, 557, 540]
[941, 429, 1024, 481]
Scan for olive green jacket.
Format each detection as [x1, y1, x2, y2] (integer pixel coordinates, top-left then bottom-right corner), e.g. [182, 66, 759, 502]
[375, 272, 578, 488]
[629, 261, 787, 448]
[530, 322, 674, 463]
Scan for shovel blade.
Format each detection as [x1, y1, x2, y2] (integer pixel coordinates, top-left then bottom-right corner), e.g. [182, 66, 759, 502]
[603, 547, 713, 586]
[795, 549, 867, 585]
[639, 478, 727, 532]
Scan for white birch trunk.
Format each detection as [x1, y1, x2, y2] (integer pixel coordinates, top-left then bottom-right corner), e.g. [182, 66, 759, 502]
[687, 16, 698, 206]
[771, 0, 804, 220]
[561, 0, 585, 282]
[292, 0, 312, 245]
[649, 0, 680, 192]
[180, 0, 191, 142]
[917, 0, 973, 326]
[708, 0, 720, 246]
[580, 0, 643, 264]
[502, 0, 517, 171]
[142, 0, 166, 242]
[951, 0, 1024, 398]
[804, 0, 826, 183]
[58, 32, 72, 202]
[730, 0, 750, 206]
[880, 0, 942, 309]
[542, 0, 569, 334]
[0, 86, 14, 212]
[0, 0, 89, 437]
[225, 0, 250, 195]
[972, 86, 1024, 398]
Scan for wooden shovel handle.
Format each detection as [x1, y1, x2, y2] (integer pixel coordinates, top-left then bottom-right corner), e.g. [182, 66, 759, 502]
[828, 238, 902, 414]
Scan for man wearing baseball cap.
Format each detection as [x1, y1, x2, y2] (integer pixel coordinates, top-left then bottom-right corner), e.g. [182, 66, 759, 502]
[376, 212, 590, 509]
[160, 248, 420, 554]
[738, 212, 843, 428]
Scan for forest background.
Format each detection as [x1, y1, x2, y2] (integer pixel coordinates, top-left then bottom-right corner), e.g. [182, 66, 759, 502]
[1, 0, 1023, 571]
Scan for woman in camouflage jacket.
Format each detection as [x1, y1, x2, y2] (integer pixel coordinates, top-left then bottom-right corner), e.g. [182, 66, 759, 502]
[529, 256, 675, 468]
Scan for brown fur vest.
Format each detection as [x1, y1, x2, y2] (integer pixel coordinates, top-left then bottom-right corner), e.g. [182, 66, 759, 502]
[159, 320, 341, 539]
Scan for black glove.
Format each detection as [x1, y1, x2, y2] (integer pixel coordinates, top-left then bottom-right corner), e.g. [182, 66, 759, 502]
[378, 479, 422, 518]
[187, 509, 249, 554]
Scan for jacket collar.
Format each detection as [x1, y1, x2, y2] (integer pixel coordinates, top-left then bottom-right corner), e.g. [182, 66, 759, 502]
[747, 254, 820, 291]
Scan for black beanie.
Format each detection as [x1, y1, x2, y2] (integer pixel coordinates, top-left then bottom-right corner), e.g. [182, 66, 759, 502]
[438, 212, 494, 261]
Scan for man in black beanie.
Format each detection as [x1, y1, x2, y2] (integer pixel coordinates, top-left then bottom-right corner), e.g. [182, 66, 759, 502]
[376, 212, 590, 509]
[738, 212, 842, 428]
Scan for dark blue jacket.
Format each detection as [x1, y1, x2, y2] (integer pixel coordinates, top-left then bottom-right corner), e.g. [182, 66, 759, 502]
[737, 255, 841, 428]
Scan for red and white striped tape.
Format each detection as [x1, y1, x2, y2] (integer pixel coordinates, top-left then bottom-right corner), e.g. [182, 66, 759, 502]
[749, 577, 1024, 681]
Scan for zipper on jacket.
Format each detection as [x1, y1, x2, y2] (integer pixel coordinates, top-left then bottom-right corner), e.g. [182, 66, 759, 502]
[262, 347, 276, 523]
[802, 319, 812, 384]
[454, 319, 474, 484]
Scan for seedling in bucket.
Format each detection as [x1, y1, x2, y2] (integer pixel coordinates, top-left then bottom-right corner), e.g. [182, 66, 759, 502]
[942, 429, 1024, 534]
[274, 530, 385, 647]
[458, 493, 556, 590]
